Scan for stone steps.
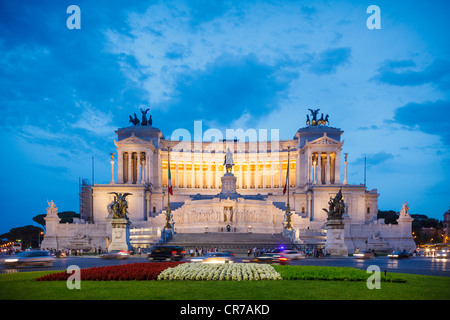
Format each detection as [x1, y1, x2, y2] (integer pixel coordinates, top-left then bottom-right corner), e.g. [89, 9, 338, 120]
[166, 232, 293, 254]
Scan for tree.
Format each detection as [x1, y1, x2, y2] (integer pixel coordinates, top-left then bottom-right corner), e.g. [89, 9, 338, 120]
[0, 225, 44, 249]
[57, 211, 80, 223]
[32, 211, 81, 229]
[33, 214, 46, 230]
[411, 214, 443, 245]
[377, 210, 399, 224]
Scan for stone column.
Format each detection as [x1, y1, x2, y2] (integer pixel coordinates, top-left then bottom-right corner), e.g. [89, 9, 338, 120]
[262, 161, 266, 188]
[271, 161, 274, 188]
[296, 153, 301, 187]
[279, 160, 282, 188]
[207, 162, 211, 188]
[199, 161, 203, 189]
[176, 160, 179, 188]
[110, 158, 115, 184]
[118, 152, 123, 184]
[254, 163, 258, 188]
[343, 153, 348, 185]
[313, 157, 317, 184]
[145, 191, 151, 220]
[183, 161, 187, 188]
[307, 150, 311, 183]
[137, 153, 141, 183]
[140, 153, 145, 184]
[317, 154, 322, 184]
[335, 150, 341, 184]
[191, 161, 195, 188]
[306, 191, 310, 218]
[128, 152, 132, 184]
[146, 154, 150, 184]
[157, 150, 162, 188]
[326, 152, 330, 185]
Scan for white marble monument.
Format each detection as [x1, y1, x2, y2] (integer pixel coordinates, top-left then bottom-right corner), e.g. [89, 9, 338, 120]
[41, 109, 417, 253]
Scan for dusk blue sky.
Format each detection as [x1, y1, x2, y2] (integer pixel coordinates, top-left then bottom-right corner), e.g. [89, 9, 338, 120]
[1, 0, 449, 234]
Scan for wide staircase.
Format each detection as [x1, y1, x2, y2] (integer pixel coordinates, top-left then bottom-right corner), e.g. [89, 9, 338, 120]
[166, 232, 293, 254]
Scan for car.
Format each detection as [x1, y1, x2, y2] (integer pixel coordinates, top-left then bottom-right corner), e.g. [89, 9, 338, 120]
[148, 246, 185, 261]
[353, 250, 375, 259]
[2, 250, 56, 267]
[190, 252, 235, 264]
[435, 248, 449, 258]
[100, 250, 130, 260]
[388, 250, 410, 259]
[280, 250, 305, 260]
[54, 251, 67, 258]
[244, 253, 289, 265]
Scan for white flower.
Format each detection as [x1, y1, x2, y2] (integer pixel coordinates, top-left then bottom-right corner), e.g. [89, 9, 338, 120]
[157, 263, 283, 281]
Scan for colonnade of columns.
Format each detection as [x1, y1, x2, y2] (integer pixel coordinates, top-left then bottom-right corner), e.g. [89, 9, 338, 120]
[161, 159, 296, 190]
[118, 151, 152, 184]
[308, 151, 337, 185]
[114, 149, 340, 187]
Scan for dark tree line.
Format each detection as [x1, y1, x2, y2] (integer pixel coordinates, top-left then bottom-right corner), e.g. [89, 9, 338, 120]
[378, 210, 444, 245]
[1, 211, 80, 249]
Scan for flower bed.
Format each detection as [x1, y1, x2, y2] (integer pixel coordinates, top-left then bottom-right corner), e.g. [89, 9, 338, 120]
[157, 263, 283, 281]
[35, 262, 186, 281]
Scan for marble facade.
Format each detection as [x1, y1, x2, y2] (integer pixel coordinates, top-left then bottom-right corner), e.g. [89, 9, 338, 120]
[42, 112, 416, 253]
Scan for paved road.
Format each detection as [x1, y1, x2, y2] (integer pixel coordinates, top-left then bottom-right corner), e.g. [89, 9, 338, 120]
[1, 254, 448, 277]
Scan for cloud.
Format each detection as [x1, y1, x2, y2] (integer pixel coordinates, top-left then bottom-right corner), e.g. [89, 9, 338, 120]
[372, 58, 450, 89]
[357, 125, 379, 131]
[308, 47, 352, 75]
[71, 104, 115, 137]
[393, 99, 450, 146]
[154, 53, 297, 134]
[353, 152, 394, 167]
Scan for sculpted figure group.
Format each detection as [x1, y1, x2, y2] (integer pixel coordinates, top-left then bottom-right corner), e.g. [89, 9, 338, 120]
[307, 108, 329, 126]
[129, 107, 153, 126]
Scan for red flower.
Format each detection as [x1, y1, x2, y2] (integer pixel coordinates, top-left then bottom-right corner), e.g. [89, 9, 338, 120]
[35, 262, 186, 281]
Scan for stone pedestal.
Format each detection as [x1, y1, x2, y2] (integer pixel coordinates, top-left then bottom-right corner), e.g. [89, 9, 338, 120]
[41, 201, 61, 250]
[324, 219, 348, 257]
[221, 173, 237, 195]
[396, 214, 416, 251]
[107, 218, 132, 252]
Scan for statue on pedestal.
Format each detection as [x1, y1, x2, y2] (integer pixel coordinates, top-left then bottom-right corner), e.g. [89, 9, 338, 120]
[399, 201, 410, 216]
[108, 192, 132, 219]
[224, 148, 235, 173]
[46, 200, 58, 216]
[107, 193, 133, 252]
[323, 189, 348, 257]
[323, 189, 345, 220]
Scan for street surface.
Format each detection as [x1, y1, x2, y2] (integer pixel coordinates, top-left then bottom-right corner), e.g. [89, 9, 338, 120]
[0, 254, 448, 277]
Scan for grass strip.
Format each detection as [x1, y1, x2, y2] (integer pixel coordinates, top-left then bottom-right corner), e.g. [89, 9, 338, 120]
[273, 265, 407, 283]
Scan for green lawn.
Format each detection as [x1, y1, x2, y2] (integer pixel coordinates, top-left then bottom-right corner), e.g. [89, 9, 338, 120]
[1, 267, 449, 300]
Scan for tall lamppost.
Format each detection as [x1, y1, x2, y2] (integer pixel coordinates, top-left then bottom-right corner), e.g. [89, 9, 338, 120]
[38, 231, 44, 249]
[285, 146, 293, 230]
[165, 147, 173, 230]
